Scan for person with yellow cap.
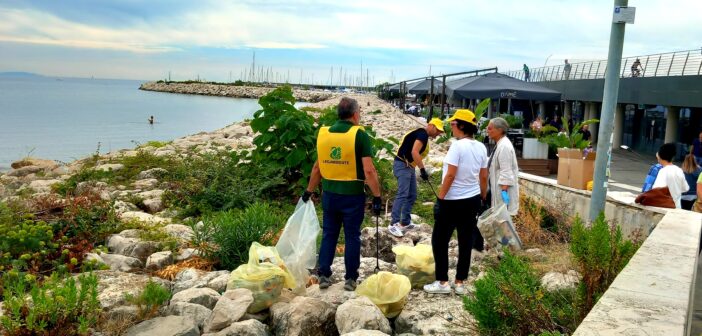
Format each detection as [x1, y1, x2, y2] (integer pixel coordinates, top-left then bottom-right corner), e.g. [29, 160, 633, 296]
[424, 109, 488, 295]
[388, 118, 445, 237]
[301, 97, 382, 292]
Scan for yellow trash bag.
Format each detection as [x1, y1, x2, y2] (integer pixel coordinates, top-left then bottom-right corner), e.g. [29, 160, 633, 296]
[227, 242, 296, 313]
[586, 180, 593, 191]
[392, 244, 435, 289]
[355, 271, 411, 318]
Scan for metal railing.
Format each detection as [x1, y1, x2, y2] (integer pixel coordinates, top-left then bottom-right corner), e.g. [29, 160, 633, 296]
[503, 48, 702, 82]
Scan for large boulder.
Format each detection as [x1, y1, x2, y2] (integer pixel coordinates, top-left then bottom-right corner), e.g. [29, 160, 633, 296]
[113, 200, 139, 215]
[7, 165, 43, 177]
[306, 282, 357, 308]
[270, 296, 338, 336]
[119, 211, 169, 224]
[124, 316, 199, 336]
[540, 270, 582, 291]
[100, 253, 144, 272]
[145, 251, 174, 271]
[11, 158, 58, 170]
[90, 271, 171, 311]
[106, 235, 159, 261]
[137, 168, 168, 180]
[142, 198, 165, 213]
[164, 224, 195, 242]
[165, 302, 213, 329]
[133, 178, 159, 190]
[203, 288, 254, 333]
[202, 319, 271, 336]
[335, 296, 392, 335]
[173, 268, 231, 294]
[28, 179, 61, 193]
[171, 287, 221, 309]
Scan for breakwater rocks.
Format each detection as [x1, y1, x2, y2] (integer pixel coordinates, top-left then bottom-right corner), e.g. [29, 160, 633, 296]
[139, 82, 339, 102]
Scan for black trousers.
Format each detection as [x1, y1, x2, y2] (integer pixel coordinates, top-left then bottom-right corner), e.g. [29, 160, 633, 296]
[432, 194, 482, 282]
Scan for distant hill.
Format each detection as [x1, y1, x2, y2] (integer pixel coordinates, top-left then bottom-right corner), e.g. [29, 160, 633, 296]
[0, 72, 44, 78]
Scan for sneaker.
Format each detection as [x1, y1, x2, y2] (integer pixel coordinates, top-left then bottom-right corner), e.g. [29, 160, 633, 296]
[388, 223, 404, 237]
[344, 279, 357, 291]
[454, 283, 467, 295]
[423, 281, 451, 294]
[319, 276, 331, 289]
[400, 222, 418, 232]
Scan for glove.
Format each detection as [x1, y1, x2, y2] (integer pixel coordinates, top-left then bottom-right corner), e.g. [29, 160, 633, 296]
[301, 190, 312, 203]
[419, 168, 429, 181]
[372, 196, 382, 216]
[501, 190, 510, 205]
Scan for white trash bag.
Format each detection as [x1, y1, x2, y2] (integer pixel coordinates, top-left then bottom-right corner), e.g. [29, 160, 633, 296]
[477, 203, 523, 251]
[275, 199, 320, 294]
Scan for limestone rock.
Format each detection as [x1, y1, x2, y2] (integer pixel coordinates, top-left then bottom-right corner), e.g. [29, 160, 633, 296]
[145, 251, 174, 271]
[94, 163, 124, 172]
[270, 296, 337, 336]
[28, 179, 60, 193]
[307, 282, 358, 308]
[11, 158, 58, 170]
[173, 268, 231, 294]
[119, 211, 169, 224]
[142, 198, 164, 213]
[176, 248, 199, 262]
[133, 178, 159, 190]
[118, 229, 143, 238]
[203, 288, 254, 333]
[164, 224, 195, 242]
[171, 287, 221, 309]
[165, 302, 213, 329]
[342, 330, 390, 336]
[202, 319, 271, 336]
[100, 253, 144, 272]
[113, 200, 139, 215]
[137, 168, 168, 180]
[7, 165, 43, 177]
[90, 270, 171, 311]
[124, 316, 199, 336]
[541, 270, 582, 291]
[335, 296, 392, 334]
[330, 257, 397, 284]
[360, 226, 413, 263]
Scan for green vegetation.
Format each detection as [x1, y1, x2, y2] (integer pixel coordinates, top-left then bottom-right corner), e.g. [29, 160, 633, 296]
[1, 272, 100, 336]
[124, 280, 171, 319]
[540, 117, 599, 150]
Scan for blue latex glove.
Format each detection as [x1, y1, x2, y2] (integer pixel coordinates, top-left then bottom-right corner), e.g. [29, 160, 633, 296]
[501, 190, 510, 205]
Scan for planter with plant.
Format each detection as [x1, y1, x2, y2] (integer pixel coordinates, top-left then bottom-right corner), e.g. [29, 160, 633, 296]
[540, 117, 599, 189]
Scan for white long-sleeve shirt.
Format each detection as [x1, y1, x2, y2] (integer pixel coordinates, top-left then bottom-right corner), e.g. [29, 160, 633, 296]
[652, 164, 690, 208]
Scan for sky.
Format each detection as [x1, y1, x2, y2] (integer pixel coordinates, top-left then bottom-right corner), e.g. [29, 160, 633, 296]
[0, 0, 700, 84]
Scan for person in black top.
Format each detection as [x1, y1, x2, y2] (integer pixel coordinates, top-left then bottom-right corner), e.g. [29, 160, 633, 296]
[581, 124, 591, 141]
[389, 118, 444, 237]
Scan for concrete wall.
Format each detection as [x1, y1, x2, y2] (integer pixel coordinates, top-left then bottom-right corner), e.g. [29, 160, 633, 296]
[519, 173, 702, 335]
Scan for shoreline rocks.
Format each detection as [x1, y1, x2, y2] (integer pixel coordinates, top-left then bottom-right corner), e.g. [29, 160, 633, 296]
[139, 82, 338, 102]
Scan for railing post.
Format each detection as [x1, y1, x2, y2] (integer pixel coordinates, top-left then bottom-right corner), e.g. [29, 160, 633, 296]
[621, 59, 628, 77]
[682, 51, 690, 75]
[667, 52, 675, 76]
[654, 55, 662, 76]
[596, 61, 602, 78]
[698, 56, 702, 75]
[587, 63, 594, 79]
[642, 56, 650, 77]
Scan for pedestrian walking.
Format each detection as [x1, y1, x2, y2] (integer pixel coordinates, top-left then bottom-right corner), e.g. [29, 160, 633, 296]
[682, 151, 702, 210]
[523, 64, 530, 82]
[302, 97, 382, 291]
[486, 117, 520, 215]
[389, 118, 444, 237]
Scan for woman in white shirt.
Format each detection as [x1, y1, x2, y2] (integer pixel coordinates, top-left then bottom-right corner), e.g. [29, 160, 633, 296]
[424, 109, 488, 295]
[652, 143, 689, 208]
[486, 117, 520, 215]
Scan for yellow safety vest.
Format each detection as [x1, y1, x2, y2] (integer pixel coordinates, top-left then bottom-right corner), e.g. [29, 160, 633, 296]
[396, 129, 430, 167]
[317, 125, 363, 181]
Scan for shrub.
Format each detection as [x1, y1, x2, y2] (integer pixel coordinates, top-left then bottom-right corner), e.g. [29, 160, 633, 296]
[0, 272, 100, 336]
[0, 216, 58, 274]
[124, 280, 171, 319]
[570, 213, 639, 317]
[514, 195, 571, 246]
[463, 251, 579, 336]
[195, 202, 283, 270]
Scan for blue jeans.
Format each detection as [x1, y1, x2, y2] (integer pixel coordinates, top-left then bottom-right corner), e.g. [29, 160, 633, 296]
[317, 192, 366, 281]
[391, 159, 417, 225]
[696, 156, 702, 166]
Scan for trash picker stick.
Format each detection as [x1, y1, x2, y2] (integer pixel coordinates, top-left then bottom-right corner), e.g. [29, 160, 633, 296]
[375, 213, 380, 273]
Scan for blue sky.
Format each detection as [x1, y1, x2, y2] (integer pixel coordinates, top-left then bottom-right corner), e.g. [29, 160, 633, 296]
[1, 0, 700, 84]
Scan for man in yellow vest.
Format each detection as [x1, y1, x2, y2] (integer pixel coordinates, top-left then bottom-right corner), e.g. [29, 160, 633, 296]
[389, 118, 444, 237]
[301, 97, 382, 291]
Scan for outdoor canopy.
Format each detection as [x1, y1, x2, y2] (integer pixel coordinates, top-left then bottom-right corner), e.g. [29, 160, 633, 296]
[445, 72, 561, 101]
[386, 78, 444, 95]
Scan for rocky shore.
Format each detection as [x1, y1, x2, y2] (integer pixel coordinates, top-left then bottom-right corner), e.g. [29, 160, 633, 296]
[139, 82, 340, 102]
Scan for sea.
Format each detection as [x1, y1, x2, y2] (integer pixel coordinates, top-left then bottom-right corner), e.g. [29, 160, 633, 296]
[0, 76, 305, 171]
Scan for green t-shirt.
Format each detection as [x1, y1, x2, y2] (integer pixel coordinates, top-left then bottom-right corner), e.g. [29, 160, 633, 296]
[321, 120, 373, 195]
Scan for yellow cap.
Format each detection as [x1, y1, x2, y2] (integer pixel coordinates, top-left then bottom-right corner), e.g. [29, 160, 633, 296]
[428, 118, 445, 132]
[447, 109, 477, 126]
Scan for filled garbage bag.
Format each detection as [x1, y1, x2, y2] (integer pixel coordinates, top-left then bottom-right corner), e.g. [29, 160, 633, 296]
[227, 242, 296, 313]
[275, 199, 320, 294]
[392, 244, 435, 289]
[355, 271, 411, 318]
[477, 203, 523, 251]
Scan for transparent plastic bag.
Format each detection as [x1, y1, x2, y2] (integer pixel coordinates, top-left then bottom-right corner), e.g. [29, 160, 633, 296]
[275, 200, 320, 294]
[355, 271, 411, 318]
[477, 204, 523, 251]
[227, 242, 296, 313]
[392, 244, 435, 289]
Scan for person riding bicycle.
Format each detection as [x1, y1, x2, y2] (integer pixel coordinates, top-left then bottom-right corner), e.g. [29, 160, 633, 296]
[631, 58, 642, 77]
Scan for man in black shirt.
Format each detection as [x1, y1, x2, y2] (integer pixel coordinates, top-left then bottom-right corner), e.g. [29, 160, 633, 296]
[389, 118, 444, 237]
[581, 124, 591, 141]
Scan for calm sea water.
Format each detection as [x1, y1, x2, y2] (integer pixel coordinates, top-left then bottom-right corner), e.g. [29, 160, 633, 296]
[0, 76, 302, 171]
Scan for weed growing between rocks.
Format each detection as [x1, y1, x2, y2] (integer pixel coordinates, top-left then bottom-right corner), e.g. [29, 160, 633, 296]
[124, 280, 171, 319]
[0, 272, 100, 336]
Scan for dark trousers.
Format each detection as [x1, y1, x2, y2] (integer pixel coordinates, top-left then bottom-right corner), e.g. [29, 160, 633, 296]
[432, 195, 482, 282]
[317, 192, 366, 281]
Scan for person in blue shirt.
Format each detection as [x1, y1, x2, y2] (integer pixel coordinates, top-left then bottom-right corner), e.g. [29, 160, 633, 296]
[692, 132, 702, 165]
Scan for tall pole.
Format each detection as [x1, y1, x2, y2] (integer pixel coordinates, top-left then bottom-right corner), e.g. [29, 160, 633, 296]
[441, 75, 447, 117]
[428, 76, 435, 120]
[589, 0, 630, 222]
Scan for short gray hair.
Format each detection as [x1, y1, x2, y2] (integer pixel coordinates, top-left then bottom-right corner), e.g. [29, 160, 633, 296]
[338, 97, 359, 120]
[489, 117, 509, 134]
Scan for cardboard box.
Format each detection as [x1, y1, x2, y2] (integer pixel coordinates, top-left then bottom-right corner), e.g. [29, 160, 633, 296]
[557, 148, 596, 190]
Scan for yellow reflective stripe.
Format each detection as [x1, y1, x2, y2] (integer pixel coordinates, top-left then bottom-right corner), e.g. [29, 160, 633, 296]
[317, 126, 360, 181]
